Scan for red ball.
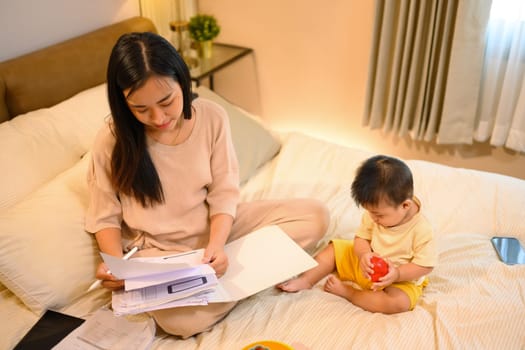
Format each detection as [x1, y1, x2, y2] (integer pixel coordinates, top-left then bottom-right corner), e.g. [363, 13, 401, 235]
[370, 256, 389, 282]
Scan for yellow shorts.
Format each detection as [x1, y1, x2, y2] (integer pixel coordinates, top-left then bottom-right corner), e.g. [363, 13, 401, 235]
[331, 239, 428, 310]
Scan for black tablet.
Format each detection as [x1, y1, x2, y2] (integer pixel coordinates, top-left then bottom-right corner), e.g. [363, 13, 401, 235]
[14, 310, 85, 350]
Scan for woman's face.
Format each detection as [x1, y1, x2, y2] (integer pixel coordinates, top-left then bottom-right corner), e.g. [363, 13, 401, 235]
[124, 75, 184, 140]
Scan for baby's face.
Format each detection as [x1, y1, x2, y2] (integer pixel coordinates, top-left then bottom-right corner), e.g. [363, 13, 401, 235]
[363, 199, 411, 228]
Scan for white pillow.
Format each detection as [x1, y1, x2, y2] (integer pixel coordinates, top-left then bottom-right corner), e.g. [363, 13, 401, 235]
[408, 159, 525, 240]
[0, 84, 108, 211]
[194, 86, 281, 184]
[0, 156, 99, 314]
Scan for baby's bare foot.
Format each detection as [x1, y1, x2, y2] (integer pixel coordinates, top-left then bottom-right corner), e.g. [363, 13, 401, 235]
[277, 277, 312, 292]
[324, 275, 353, 299]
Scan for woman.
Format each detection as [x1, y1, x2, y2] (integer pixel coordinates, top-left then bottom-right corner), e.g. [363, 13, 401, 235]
[85, 31, 329, 338]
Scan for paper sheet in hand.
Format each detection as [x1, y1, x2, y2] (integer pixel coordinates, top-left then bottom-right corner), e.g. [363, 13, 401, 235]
[209, 225, 318, 302]
[101, 251, 216, 291]
[113, 225, 319, 302]
[100, 252, 193, 279]
[106, 225, 317, 311]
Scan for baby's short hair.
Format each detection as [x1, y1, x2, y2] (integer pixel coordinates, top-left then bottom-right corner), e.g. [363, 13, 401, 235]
[351, 155, 413, 207]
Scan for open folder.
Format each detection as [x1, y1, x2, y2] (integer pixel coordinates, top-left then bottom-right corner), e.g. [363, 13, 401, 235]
[102, 225, 318, 315]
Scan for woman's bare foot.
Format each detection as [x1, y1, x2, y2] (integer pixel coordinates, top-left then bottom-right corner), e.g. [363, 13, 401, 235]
[277, 276, 312, 292]
[324, 275, 354, 300]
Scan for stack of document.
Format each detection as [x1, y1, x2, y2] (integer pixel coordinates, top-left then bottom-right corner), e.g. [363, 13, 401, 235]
[101, 225, 318, 315]
[102, 253, 219, 315]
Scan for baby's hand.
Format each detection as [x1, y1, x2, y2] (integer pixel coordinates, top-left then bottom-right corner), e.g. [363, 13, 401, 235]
[371, 260, 399, 291]
[370, 256, 389, 282]
[359, 252, 375, 279]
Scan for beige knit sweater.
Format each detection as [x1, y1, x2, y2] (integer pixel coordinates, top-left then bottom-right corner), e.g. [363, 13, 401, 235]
[85, 98, 240, 252]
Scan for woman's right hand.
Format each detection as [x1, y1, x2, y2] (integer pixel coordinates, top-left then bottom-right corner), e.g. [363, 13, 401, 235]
[94, 228, 125, 290]
[95, 261, 124, 290]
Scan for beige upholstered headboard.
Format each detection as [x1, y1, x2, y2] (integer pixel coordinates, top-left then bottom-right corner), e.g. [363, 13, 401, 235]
[0, 16, 156, 123]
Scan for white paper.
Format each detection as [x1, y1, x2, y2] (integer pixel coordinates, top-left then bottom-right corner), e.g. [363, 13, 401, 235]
[209, 225, 319, 301]
[100, 253, 193, 280]
[113, 273, 218, 311]
[52, 308, 155, 350]
[124, 264, 215, 291]
[105, 225, 317, 314]
[112, 290, 210, 316]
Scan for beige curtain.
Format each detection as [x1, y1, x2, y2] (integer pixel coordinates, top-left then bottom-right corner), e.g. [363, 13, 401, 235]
[473, 1, 525, 152]
[364, 0, 492, 143]
[437, 0, 493, 143]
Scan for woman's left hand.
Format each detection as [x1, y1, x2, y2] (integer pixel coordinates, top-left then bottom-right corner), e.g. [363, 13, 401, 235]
[202, 247, 229, 277]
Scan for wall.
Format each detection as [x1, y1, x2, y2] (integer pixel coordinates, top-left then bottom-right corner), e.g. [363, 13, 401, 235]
[198, 0, 525, 180]
[1, 0, 522, 179]
[0, 0, 140, 61]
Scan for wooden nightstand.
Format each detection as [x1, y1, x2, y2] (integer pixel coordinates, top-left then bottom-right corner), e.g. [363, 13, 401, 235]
[189, 43, 253, 90]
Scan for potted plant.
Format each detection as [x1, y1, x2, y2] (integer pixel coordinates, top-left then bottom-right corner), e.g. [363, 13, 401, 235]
[188, 14, 220, 59]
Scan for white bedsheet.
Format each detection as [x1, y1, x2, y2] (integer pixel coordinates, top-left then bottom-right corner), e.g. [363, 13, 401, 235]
[3, 132, 525, 350]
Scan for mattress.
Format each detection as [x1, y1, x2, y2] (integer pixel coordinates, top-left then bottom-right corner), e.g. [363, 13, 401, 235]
[2, 115, 524, 349]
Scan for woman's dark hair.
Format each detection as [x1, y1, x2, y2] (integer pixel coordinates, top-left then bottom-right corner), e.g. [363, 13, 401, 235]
[351, 155, 413, 207]
[106, 31, 192, 207]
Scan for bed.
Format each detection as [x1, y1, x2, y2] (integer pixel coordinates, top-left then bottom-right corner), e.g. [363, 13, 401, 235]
[1, 16, 524, 350]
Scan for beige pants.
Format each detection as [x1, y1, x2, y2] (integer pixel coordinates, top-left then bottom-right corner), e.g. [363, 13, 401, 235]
[151, 198, 329, 338]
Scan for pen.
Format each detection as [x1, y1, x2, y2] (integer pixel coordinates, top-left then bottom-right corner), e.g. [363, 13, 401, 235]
[162, 250, 198, 260]
[86, 246, 138, 292]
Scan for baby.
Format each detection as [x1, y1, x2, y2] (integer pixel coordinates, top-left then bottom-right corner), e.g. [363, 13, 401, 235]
[279, 155, 437, 314]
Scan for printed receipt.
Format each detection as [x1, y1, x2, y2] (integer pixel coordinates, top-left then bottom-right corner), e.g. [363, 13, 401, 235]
[52, 307, 155, 350]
